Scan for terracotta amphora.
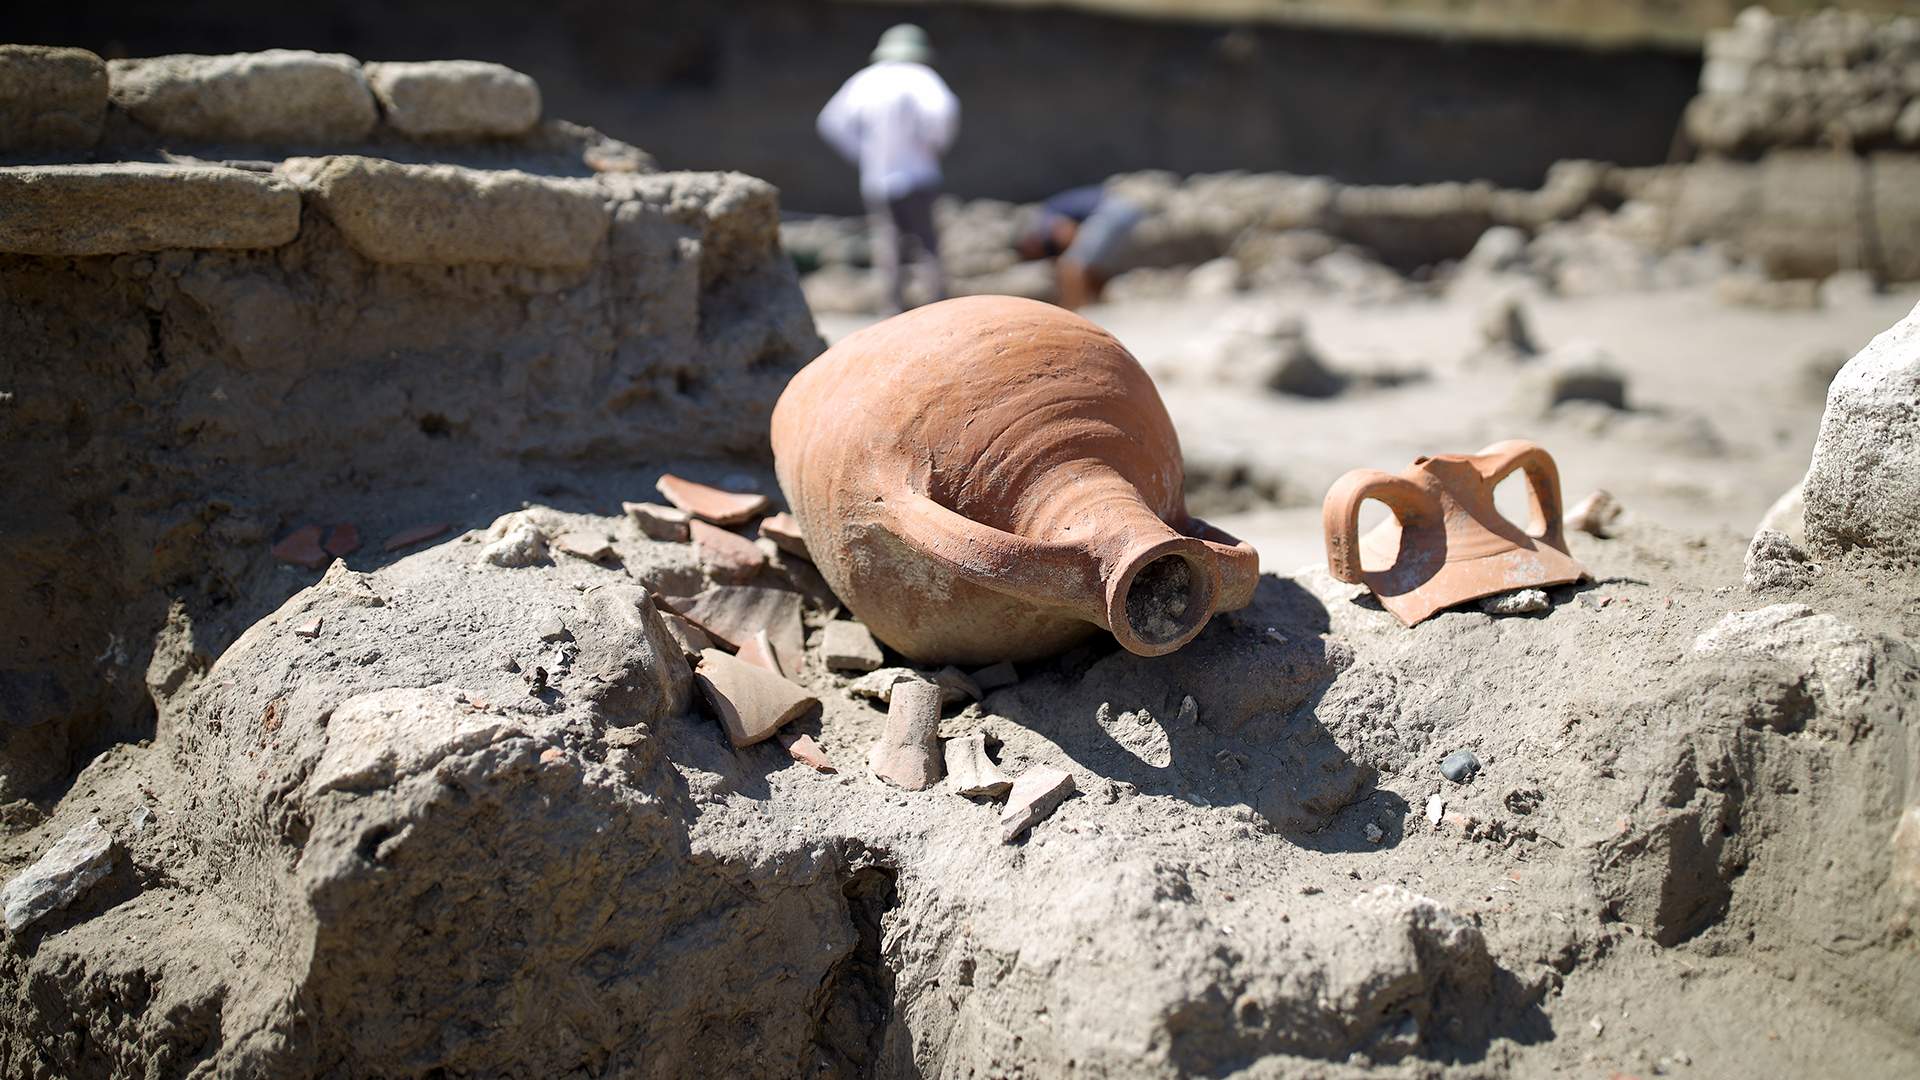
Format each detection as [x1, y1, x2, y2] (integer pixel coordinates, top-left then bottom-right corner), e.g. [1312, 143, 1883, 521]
[770, 295, 1259, 665]
[1321, 440, 1588, 626]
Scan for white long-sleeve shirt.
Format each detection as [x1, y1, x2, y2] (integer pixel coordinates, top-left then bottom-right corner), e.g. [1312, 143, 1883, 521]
[816, 61, 960, 202]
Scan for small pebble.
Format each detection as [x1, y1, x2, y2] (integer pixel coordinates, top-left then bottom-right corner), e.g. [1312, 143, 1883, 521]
[1425, 793, 1445, 825]
[1364, 822, 1384, 843]
[292, 619, 322, 639]
[1440, 749, 1481, 783]
[536, 616, 570, 642]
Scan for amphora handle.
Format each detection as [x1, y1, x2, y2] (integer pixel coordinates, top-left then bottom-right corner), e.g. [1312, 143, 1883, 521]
[1471, 439, 1567, 549]
[1322, 469, 1442, 583]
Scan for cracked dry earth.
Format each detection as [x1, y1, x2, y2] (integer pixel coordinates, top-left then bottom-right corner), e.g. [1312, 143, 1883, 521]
[2, 488, 1915, 1078]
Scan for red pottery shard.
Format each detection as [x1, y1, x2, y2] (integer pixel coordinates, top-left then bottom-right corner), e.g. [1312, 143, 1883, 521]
[736, 629, 783, 676]
[757, 512, 811, 559]
[769, 296, 1258, 665]
[659, 586, 805, 675]
[1321, 439, 1589, 627]
[689, 519, 767, 581]
[272, 525, 329, 569]
[694, 649, 815, 747]
[657, 474, 771, 526]
[382, 522, 451, 552]
[323, 523, 361, 558]
[779, 730, 836, 772]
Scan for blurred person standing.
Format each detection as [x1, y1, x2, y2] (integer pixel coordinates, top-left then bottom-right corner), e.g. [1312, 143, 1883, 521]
[817, 24, 960, 314]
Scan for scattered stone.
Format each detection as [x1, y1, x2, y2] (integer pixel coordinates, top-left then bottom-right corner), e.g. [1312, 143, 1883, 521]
[1529, 341, 1628, 412]
[1459, 225, 1529, 275]
[694, 649, 816, 748]
[659, 612, 712, 657]
[524, 666, 548, 694]
[1425, 794, 1445, 826]
[382, 522, 450, 552]
[1466, 289, 1539, 365]
[660, 586, 805, 675]
[1000, 767, 1076, 843]
[1440, 750, 1482, 783]
[553, 531, 614, 562]
[538, 747, 565, 766]
[272, 525, 329, 569]
[478, 523, 548, 568]
[322, 523, 361, 558]
[0, 45, 107, 151]
[292, 619, 323, 640]
[109, 50, 378, 142]
[944, 731, 1013, 798]
[1364, 822, 1385, 844]
[869, 678, 943, 791]
[1186, 256, 1244, 298]
[736, 629, 783, 676]
[821, 620, 885, 672]
[1211, 312, 1345, 398]
[971, 660, 1019, 692]
[1565, 489, 1622, 537]
[1, 817, 117, 931]
[1177, 695, 1200, 726]
[656, 473, 771, 525]
[1744, 529, 1815, 591]
[757, 512, 810, 559]
[536, 615, 570, 642]
[689, 519, 767, 581]
[365, 60, 541, 139]
[1804, 300, 1920, 564]
[1479, 589, 1550, 616]
[778, 730, 835, 773]
[281, 155, 609, 269]
[128, 805, 153, 831]
[623, 501, 691, 542]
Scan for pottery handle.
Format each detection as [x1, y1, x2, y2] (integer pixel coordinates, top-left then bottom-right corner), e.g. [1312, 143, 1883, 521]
[888, 491, 1103, 611]
[1321, 469, 1440, 584]
[1183, 516, 1259, 612]
[1472, 440, 1566, 548]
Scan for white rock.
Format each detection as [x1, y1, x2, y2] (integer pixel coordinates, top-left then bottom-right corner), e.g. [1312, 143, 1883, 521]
[479, 523, 548, 568]
[1479, 589, 1549, 616]
[2, 818, 117, 931]
[1805, 300, 1920, 563]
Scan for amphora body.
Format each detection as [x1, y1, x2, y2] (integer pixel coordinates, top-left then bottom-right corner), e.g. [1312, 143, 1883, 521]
[770, 296, 1258, 665]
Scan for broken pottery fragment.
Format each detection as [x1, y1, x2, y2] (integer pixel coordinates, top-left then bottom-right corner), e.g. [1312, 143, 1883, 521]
[322, 523, 361, 557]
[848, 667, 969, 706]
[694, 649, 815, 747]
[770, 296, 1258, 664]
[659, 612, 712, 657]
[1, 817, 117, 931]
[689, 519, 767, 581]
[657, 473, 771, 526]
[660, 586, 804, 675]
[553, 531, 613, 562]
[1000, 767, 1076, 843]
[971, 660, 1019, 692]
[272, 524, 329, 569]
[1322, 440, 1587, 627]
[934, 665, 982, 702]
[382, 521, 450, 552]
[944, 731, 1012, 798]
[754, 539, 841, 612]
[779, 730, 835, 772]
[623, 501, 691, 541]
[868, 678, 943, 790]
[1564, 489, 1621, 537]
[821, 619, 884, 672]
[757, 512, 810, 559]
[736, 629, 782, 675]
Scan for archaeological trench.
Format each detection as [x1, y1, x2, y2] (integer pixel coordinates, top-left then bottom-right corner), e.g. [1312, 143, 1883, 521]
[3, 16, 1920, 1080]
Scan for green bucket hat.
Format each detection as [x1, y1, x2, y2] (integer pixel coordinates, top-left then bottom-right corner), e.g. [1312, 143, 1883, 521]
[872, 23, 933, 64]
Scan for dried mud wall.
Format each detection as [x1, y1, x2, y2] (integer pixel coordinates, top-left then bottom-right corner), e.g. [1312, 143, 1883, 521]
[0, 46, 822, 801]
[11, 0, 1703, 213]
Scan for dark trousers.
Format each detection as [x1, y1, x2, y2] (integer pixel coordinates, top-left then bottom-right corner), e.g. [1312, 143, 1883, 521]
[867, 186, 947, 314]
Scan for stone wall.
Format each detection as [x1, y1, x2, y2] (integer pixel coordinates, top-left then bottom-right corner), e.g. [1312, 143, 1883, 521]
[1686, 6, 1920, 154]
[0, 47, 822, 802]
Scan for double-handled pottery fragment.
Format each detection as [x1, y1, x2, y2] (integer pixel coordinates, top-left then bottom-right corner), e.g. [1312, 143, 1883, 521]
[1322, 440, 1588, 626]
[771, 295, 1258, 664]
